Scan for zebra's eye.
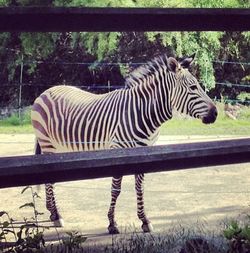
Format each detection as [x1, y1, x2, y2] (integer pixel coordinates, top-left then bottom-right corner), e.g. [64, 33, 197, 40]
[190, 85, 198, 91]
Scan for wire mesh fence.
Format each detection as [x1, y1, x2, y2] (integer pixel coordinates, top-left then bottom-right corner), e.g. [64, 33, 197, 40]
[1, 57, 249, 112]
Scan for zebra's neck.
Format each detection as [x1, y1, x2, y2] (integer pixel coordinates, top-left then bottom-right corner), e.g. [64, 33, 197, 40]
[126, 66, 174, 134]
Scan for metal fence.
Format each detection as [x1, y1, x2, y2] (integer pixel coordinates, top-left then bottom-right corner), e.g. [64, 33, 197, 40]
[0, 58, 249, 117]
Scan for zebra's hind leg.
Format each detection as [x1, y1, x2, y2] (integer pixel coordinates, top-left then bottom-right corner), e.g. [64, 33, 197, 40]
[135, 174, 153, 233]
[45, 183, 64, 227]
[107, 176, 123, 234]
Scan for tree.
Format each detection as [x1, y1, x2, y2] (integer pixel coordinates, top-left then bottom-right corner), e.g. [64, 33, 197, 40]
[0, 0, 249, 106]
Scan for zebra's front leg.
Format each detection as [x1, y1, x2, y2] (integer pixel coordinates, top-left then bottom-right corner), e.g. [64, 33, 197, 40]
[107, 176, 123, 234]
[135, 174, 153, 233]
[45, 183, 64, 227]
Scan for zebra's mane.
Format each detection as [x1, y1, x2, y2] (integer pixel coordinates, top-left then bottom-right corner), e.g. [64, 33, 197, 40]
[125, 55, 169, 88]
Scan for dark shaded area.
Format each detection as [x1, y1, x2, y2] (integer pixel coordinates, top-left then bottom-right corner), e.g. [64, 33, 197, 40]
[0, 7, 249, 32]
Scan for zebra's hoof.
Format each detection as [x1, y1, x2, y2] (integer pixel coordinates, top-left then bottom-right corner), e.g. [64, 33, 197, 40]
[142, 222, 153, 233]
[53, 218, 64, 227]
[50, 213, 64, 227]
[108, 224, 120, 234]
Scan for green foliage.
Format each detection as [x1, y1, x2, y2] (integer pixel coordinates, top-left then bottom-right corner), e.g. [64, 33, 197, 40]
[0, 0, 9, 6]
[224, 219, 250, 253]
[132, 0, 188, 7]
[0, 33, 10, 51]
[81, 32, 120, 61]
[20, 33, 58, 74]
[188, 0, 250, 7]
[0, 186, 88, 253]
[238, 104, 250, 120]
[242, 32, 250, 42]
[55, 0, 250, 8]
[0, 0, 249, 107]
[0, 186, 47, 253]
[242, 75, 250, 85]
[16, 0, 53, 6]
[20, 33, 56, 58]
[3, 113, 21, 126]
[146, 31, 223, 89]
[62, 231, 87, 252]
[14, 226, 46, 252]
[0, 109, 31, 126]
[54, 0, 136, 7]
[237, 92, 250, 103]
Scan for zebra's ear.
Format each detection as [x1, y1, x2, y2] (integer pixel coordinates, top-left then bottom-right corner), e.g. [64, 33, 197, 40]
[167, 57, 180, 73]
[179, 53, 195, 68]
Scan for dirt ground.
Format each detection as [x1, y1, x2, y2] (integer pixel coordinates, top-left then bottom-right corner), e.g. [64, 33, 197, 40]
[0, 134, 250, 244]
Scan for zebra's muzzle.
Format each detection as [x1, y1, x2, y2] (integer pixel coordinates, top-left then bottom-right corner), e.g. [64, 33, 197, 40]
[202, 106, 218, 124]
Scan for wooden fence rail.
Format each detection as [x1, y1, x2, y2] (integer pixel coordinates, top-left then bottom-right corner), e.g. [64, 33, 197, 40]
[0, 138, 250, 189]
[0, 7, 249, 32]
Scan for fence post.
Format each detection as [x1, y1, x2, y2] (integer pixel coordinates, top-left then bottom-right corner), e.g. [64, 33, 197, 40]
[18, 53, 24, 120]
[108, 80, 110, 92]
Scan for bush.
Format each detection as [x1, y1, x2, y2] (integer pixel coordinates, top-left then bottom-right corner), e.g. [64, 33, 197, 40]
[224, 219, 250, 253]
[0, 108, 31, 126]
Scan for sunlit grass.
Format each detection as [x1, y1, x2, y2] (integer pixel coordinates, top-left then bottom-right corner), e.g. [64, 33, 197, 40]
[160, 117, 250, 136]
[0, 108, 33, 134]
[0, 124, 33, 134]
[160, 103, 250, 136]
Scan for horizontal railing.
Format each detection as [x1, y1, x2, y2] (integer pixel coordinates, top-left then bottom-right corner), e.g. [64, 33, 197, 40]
[0, 7, 249, 31]
[0, 138, 249, 189]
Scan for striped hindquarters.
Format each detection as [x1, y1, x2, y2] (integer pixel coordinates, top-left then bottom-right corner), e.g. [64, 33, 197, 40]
[31, 85, 120, 153]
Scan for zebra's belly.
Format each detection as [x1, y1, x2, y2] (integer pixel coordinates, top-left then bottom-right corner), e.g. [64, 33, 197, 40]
[35, 115, 160, 153]
[44, 137, 112, 153]
[39, 130, 159, 154]
[110, 128, 160, 148]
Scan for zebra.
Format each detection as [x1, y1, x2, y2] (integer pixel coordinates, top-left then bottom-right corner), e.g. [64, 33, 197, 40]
[31, 54, 217, 234]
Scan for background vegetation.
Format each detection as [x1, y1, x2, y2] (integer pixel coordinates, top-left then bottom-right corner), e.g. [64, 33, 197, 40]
[0, 0, 249, 137]
[0, 0, 249, 109]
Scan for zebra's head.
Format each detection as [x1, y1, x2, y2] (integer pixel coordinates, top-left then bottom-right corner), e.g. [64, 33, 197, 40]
[168, 55, 217, 124]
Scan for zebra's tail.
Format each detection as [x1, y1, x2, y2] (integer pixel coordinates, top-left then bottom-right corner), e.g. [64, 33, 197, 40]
[34, 138, 41, 155]
[34, 139, 42, 193]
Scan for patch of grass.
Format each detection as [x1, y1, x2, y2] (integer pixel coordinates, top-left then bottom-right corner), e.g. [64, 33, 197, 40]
[4, 114, 21, 126]
[0, 108, 31, 125]
[240, 106, 250, 121]
[42, 225, 228, 253]
[160, 117, 250, 136]
[107, 229, 226, 253]
[237, 92, 250, 103]
[0, 109, 33, 134]
[160, 103, 250, 136]
[0, 124, 33, 134]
